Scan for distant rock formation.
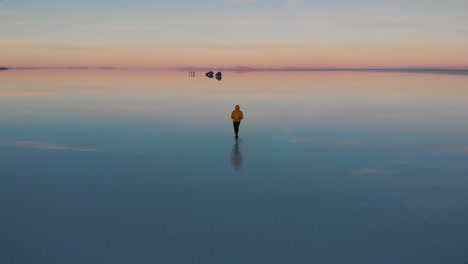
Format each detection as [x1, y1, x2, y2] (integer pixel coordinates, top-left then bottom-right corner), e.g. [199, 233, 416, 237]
[215, 72, 222, 81]
[177, 66, 256, 73]
[205, 71, 214, 78]
[205, 71, 223, 80]
[226, 66, 255, 72]
[0, 66, 8, 70]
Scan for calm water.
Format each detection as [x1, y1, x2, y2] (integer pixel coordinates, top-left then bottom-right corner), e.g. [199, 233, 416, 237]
[1, 70, 468, 264]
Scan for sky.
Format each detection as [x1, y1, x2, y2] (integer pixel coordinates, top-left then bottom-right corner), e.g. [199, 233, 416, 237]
[1, 0, 468, 69]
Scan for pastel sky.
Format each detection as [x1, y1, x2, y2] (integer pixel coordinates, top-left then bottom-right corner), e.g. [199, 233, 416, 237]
[1, 0, 468, 68]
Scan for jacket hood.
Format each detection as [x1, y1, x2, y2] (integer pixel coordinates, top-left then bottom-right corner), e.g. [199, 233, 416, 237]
[235, 105, 240, 111]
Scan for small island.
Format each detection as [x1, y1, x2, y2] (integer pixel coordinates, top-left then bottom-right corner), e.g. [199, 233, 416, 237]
[0, 66, 8, 70]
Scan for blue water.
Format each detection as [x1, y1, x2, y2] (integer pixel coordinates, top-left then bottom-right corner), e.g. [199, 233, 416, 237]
[1, 70, 468, 263]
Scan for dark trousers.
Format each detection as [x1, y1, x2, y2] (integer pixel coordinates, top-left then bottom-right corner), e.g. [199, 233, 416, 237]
[233, 122, 241, 136]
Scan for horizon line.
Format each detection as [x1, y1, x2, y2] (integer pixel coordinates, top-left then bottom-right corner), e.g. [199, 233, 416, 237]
[0, 66, 468, 75]
[3, 65, 468, 71]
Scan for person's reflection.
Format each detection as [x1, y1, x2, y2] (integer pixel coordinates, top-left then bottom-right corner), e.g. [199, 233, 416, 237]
[231, 138, 243, 170]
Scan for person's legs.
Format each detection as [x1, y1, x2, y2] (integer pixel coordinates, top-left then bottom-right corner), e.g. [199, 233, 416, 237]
[233, 122, 240, 137]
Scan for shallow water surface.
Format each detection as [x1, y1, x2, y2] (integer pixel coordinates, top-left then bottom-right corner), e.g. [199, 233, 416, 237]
[1, 70, 468, 264]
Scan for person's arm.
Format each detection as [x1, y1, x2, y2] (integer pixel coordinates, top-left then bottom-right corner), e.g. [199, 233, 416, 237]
[240, 112, 244, 120]
[231, 111, 234, 120]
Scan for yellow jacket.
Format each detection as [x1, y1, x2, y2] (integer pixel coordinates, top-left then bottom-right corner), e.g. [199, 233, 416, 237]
[231, 105, 244, 122]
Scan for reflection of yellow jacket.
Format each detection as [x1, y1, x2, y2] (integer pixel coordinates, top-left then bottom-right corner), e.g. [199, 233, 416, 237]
[231, 105, 244, 122]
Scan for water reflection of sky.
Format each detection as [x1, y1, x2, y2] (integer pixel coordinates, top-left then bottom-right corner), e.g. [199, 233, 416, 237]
[1, 70, 468, 263]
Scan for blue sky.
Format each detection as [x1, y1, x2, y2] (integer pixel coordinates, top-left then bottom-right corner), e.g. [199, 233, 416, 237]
[2, 0, 467, 42]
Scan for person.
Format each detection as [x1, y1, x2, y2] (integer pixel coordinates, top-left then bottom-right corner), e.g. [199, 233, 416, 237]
[231, 105, 244, 138]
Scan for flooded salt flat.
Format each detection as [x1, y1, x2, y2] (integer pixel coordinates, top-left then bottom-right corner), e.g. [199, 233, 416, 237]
[1, 70, 468, 263]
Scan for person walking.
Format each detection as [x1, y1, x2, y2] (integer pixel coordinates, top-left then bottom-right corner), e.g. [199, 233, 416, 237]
[231, 105, 244, 138]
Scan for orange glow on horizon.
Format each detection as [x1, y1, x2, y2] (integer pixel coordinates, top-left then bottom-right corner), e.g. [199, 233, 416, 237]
[1, 40, 468, 69]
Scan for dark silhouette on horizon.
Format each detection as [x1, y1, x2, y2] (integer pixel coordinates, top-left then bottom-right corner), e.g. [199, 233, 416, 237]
[177, 66, 255, 73]
[0, 67, 8, 71]
[205, 71, 214, 78]
[205, 71, 223, 80]
[215, 72, 222, 81]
